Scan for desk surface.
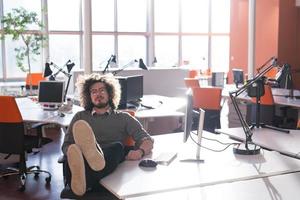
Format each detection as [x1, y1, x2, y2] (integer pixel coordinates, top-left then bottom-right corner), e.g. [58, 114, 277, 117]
[16, 97, 83, 127]
[100, 132, 300, 199]
[216, 127, 300, 159]
[135, 95, 185, 119]
[127, 171, 300, 200]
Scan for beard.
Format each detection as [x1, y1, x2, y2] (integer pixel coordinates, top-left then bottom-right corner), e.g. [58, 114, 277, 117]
[94, 101, 109, 109]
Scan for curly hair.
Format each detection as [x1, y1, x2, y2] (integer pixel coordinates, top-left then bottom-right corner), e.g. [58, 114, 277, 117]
[76, 73, 121, 111]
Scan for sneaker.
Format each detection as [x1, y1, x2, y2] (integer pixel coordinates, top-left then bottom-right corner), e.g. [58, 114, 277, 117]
[67, 144, 86, 196]
[72, 120, 105, 171]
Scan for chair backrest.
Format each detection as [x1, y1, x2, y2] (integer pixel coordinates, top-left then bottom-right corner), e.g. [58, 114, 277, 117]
[0, 96, 25, 154]
[212, 72, 225, 87]
[188, 69, 200, 78]
[251, 85, 274, 105]
[192, 87, 222, 110]
[184, 78, 200, 88]
[25, 73, 45, 89]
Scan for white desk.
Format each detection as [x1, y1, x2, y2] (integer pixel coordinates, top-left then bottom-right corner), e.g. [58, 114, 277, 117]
[100, 132, 300, 199]
[127, 172, 300, 200]
[16, 97, 83, 128]
[271, 88, 300, 97]
[216, 127, 300, 159]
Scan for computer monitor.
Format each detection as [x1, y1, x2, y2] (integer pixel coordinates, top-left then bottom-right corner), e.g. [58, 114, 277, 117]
[117, 75, 143, 109]
[38, 81, 65, 110]
[232, 68, 244, 88]
[182, 89, 205, 162]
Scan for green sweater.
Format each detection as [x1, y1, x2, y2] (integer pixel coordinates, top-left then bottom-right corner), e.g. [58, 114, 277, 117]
[62, 109, 152, 155]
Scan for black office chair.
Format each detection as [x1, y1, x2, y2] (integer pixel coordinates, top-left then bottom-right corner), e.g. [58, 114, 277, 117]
[0, 96, 52, 191]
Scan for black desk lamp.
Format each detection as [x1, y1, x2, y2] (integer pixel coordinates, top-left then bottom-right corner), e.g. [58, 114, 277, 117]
[102, 55, 117, 74]
[44, 60, 75, 102]
[112, 58, 148, 75]
[229, 56, 287, 155]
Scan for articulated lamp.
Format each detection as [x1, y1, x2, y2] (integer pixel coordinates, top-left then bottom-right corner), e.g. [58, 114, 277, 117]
[230, 56, 287, 155]
[112, 58, 148, 75]
[102, 55, 117, 74]
[44, 60, 75, 102]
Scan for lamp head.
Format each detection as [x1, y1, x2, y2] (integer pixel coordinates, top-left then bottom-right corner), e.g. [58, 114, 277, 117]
[139, 58, 148, 70]
[44, 62, 53, 78]
[66, 62, 75, 73]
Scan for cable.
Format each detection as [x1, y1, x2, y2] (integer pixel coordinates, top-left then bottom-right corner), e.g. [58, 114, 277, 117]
[190, 131, 239, 153]
[191, 131, 239, 145]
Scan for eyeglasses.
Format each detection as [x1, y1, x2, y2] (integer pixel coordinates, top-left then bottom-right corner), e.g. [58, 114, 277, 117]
[90, 88, 107, 96]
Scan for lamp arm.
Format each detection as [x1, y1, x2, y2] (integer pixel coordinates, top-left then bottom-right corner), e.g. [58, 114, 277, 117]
[102, 55, 114, 74]
[256, 56, 275, 73]
[112, 60, 137, 75]
[51, 62, 70, 78]
[64, 74, 72, 102]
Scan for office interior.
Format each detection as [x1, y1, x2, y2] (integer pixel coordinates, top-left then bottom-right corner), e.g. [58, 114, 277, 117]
[1, 0, 300, 199]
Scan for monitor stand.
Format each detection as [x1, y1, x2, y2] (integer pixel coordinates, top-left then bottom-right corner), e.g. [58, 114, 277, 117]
[180, 112, 205, 163]
[41, 104, 59, 111]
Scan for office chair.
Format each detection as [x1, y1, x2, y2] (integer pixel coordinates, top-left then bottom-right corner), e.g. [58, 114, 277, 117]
[25, 72, 45, 90]
[247, 85, 275, 127]
[191, 87, 222, 133]
[184, 78, 200, 88]
[0, 96, 52, 191]
[188, 69, 200, 78]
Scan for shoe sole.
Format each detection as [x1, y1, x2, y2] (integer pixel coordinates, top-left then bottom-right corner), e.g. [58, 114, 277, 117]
[67, 144, 86, 196]
[73, 120, 105, 171]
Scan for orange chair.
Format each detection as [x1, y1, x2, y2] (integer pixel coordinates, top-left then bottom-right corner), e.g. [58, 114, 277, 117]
[247, 85, 275, 126]
[184, 78, 200, 88]
[188, 69, 200, 78]
[25, 73, 45, 90]
[191, 87, 222, 133]
[0, 96, 51, 191]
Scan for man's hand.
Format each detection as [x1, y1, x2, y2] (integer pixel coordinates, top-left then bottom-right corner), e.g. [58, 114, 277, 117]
[139, 138, 154, 155]
[126, 150, 143, 160]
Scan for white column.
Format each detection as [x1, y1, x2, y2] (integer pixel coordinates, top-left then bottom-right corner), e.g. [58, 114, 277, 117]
[82, 0, 92, 74]
[248, 0, 256, 79]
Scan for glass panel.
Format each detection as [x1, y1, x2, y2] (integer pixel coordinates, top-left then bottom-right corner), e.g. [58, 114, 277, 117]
[48, 35, 80, 70]
[3, 0, 42, 30]
[155, 36, 178, 67]
[181, 0, 209, 33]
[92, 0, 114, 31]
[211, 36, 229, 72]
[154, 0, 179, 32]
[211, 0, 230, 33]
[48, 0, 80, 31]
[182, 36, 208, 70]
[5, 37, 42, 78]
[118, 0, 147, 32]
[92, 35, 115, 71]
[118, 35, 146, 67]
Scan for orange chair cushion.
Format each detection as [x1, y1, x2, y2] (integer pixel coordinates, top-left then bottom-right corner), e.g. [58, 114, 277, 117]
[0, 96, 22, 123]
[188, 70, 200, 78]
[251, 85, 274, 105]
[184, 78, 200, 88]
[25, 73, 45, 86]
[192, 87, 222, 110]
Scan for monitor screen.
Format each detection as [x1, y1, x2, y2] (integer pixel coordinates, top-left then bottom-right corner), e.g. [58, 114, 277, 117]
[183, 89, 205, 143]
[117, 75, 143, 109]
[38, 81, 65, 107]
[182, 89, 205, 162]
[232, 68, 244, 87]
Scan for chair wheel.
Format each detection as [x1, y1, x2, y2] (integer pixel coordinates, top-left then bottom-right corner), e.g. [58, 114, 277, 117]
[34, 173, 39, 178]
[45, 176, 51, 184]
[18, 185, 25, 192]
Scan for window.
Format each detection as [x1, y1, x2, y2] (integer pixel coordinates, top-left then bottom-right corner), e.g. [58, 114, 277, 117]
[0, 0, 231, 80]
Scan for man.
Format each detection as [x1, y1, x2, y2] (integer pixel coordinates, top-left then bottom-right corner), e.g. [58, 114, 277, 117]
[62, 73, 153, 196]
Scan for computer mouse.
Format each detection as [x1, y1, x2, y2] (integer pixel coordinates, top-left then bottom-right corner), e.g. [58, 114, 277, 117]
[139, 159, 157, 168]
[59, 113, 65, 117]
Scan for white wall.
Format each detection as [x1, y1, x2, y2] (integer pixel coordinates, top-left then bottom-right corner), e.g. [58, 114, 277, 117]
[71, 67, 189, 97]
